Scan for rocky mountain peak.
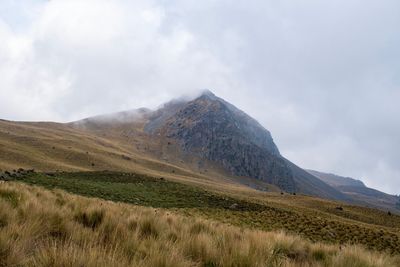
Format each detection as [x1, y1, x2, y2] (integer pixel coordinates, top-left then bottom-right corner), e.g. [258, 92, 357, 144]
[142, 92, 348, 200]
[168, 90, 281, 156]
[144, 91, 298, 191]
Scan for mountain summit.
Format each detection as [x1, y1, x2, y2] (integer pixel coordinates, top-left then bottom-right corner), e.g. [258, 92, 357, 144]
[146, 91, 292, 188]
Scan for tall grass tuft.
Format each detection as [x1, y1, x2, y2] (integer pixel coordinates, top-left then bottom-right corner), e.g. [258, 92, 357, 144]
[139, 217, 159, 239]
[0, 189, 21, 208]
[74, 209, 105, 229]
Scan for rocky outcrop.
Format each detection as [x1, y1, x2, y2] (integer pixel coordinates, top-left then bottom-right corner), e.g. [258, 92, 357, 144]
[156, 92, 296, 192]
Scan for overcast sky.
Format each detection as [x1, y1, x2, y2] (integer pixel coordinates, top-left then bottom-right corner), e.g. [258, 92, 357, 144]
[1, 0, 399, 194]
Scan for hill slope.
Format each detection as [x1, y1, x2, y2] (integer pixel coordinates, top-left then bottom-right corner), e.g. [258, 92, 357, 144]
[308, 170, 400, 212]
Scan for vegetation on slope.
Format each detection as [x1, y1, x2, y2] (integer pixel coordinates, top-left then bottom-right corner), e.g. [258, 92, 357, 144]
[1, 182, 399, 267]
[5, 171, 400, 255]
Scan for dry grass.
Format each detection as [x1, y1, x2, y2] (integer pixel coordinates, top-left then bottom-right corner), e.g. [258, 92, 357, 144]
[0, 182, 399, 267]
[9, 171, 400, 254]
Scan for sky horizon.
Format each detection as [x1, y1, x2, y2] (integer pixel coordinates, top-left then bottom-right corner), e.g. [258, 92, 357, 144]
[1, 0, 399, 195]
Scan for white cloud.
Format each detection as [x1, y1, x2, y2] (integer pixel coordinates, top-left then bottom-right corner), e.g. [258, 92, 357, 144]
[35, 1, 125, 46]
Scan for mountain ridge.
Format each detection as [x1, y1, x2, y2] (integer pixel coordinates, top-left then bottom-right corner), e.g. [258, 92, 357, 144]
[308, 169, 399, 212]
[307, 169, 366, 188]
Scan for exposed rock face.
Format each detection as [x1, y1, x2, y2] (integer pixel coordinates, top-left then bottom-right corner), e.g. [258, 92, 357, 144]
[146, 91, 297, 192]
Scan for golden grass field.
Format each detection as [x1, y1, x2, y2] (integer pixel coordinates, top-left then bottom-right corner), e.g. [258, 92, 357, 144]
[1, 182, 399, 267]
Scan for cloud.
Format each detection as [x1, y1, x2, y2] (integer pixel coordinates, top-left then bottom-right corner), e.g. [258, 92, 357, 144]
[0, 0, 399, 194]
[1, 0, 236, 121]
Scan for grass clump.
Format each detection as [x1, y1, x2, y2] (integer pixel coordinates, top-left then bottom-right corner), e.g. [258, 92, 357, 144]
[46, 212, 69, 239]
[270, 237, 311, 263]
[0, 189, 21, 208]
[190, 222, 210, 235]
[0, 209, 7, 228]
[74, 209, 105, 229]
[139, 217, 159, 239]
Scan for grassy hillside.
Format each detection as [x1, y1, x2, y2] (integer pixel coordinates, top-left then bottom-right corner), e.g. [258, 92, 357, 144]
[0, 119, 266, 193]
[1, 181, 399, 267]
[0, 119, 187, 174]
[5, 171, 400, 255]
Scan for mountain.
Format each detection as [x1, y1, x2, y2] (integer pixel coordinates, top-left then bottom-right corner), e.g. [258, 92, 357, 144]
[145, 91, 290, 189]
[308, 169, 400, 212]
[141, 90, 347, 200]
[0, 90, 362, 202]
